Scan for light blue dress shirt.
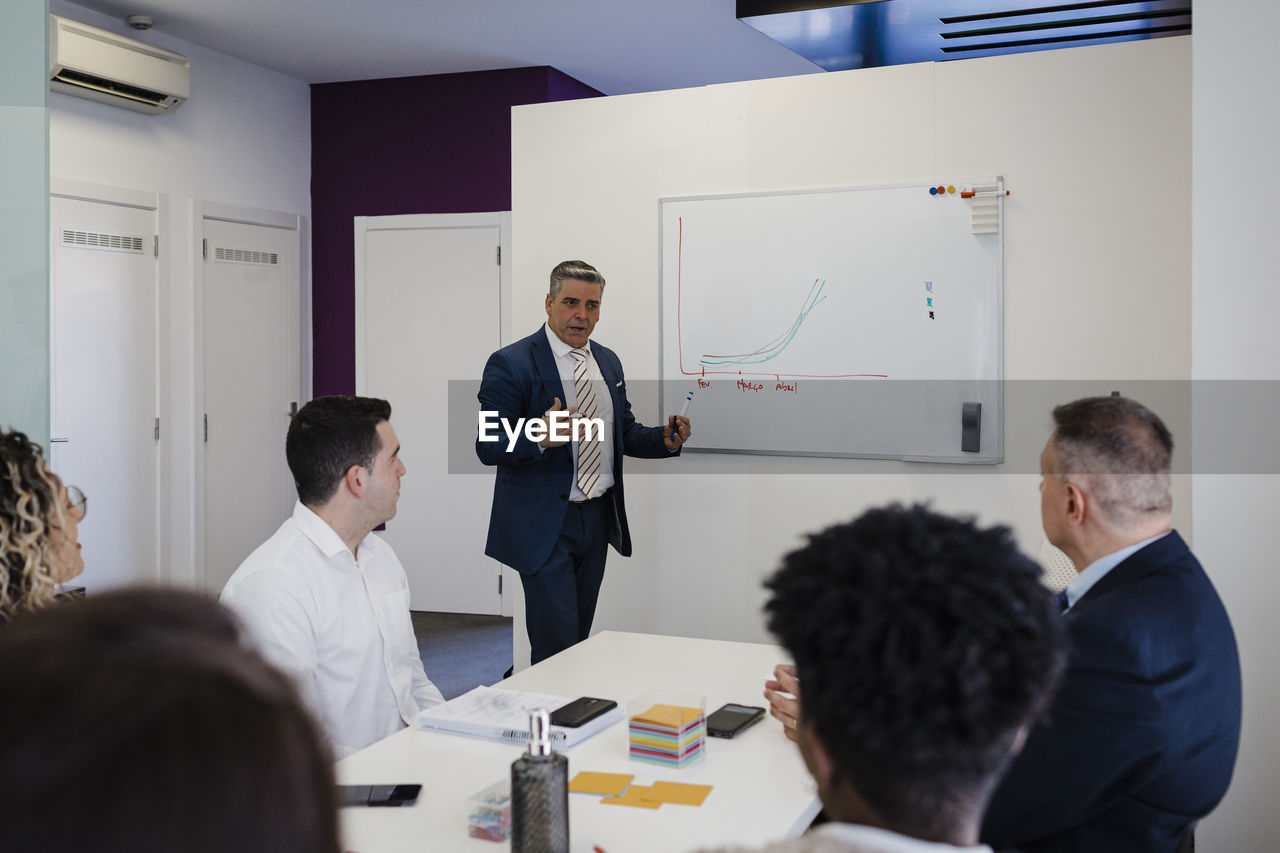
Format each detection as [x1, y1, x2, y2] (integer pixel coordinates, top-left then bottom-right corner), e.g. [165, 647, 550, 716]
[1061, 530, 1171, 612]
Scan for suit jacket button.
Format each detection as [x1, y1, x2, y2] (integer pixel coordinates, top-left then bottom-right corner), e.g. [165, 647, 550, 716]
[560, 494, 568, 500]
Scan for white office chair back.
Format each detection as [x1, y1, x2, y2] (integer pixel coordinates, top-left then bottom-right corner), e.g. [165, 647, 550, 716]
[1037, 539, 1077, 593]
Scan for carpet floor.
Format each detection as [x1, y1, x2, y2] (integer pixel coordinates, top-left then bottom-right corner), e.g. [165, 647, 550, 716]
[411, 610, 513, 700]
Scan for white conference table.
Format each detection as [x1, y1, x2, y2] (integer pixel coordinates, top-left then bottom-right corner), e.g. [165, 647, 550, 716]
[337, 630, 820, 853]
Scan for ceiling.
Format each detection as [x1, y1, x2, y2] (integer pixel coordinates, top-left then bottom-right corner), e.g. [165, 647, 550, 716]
[58, 0, 822, 95]
[739, 0, 1190, 71]
[58, 0, 1189, 96]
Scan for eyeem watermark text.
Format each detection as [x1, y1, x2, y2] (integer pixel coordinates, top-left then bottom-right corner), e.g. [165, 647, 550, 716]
[478, 411, 605, 451]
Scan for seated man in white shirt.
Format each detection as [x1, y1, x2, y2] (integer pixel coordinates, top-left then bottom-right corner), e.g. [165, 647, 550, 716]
[221, 395, 444, 757]
[708, 505, 1067, 853]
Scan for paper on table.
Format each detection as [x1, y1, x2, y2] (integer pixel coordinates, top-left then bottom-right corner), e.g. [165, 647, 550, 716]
[417, 686, 623, 749]
[596, 780, 714, 809]
[649, 781, 713, 806]
[569, 772, 634, 796]
[600, 785, 662, 809]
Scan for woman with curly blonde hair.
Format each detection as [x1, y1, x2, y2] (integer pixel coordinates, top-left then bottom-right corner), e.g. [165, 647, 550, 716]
[0, 429, 86, 621]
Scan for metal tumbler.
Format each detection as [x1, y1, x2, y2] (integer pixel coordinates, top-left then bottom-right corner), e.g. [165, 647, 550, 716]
[511, 708, 569, 853]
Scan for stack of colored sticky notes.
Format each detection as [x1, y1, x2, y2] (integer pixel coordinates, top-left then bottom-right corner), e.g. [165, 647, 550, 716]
[628, 703, 706, 767]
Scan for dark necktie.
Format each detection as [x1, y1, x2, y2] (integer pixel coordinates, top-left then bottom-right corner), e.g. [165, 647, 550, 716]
[1053, 589, 1070, 614]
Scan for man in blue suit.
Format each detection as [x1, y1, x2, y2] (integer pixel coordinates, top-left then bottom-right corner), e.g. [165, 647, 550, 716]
[477, 260, 690, 664]
[980, 396, 1242, 852]
[765, 396, 1241, 852]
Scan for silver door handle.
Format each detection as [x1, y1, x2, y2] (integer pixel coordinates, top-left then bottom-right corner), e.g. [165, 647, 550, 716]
[50, 438, 69, 443]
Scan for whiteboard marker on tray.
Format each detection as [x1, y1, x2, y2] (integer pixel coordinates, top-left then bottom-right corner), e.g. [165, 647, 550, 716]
[960, 189, 1010, 198]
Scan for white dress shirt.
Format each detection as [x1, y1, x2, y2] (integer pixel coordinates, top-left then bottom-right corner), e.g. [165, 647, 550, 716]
[1061, 530, 1170, 612]
[220, 501, 445, 758]
[697, 822, 994, 853]
[544, 323, 616, 501]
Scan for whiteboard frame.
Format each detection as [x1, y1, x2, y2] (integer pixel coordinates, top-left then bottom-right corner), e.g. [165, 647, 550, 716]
[658, 178, 1004, 463]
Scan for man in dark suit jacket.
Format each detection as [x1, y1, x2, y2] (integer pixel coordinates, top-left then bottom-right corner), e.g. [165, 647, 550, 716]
[764, 396, 1241, 852]
[981, 396, 1242, 853]
[476, 260, 690, 664]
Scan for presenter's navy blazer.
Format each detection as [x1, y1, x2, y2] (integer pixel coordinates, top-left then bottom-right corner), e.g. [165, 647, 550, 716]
[982, 531, 1241, 853]
[476, 327, 672, 575]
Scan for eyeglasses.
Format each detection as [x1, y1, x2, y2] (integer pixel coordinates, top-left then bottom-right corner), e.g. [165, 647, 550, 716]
[66, 485, 87, 521]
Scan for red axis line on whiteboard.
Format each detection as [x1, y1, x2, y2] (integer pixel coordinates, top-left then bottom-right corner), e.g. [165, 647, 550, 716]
[676, 216, 888, 379]
[694, 370, 889, 378]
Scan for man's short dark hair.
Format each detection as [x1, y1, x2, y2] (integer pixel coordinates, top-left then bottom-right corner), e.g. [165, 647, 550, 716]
[1050, 396, 1173, 522]
[765, 504, 1066, 837]
[286, 396, 391, 507]
[549, 260, 606, 298]
[0, 588, 340, 853]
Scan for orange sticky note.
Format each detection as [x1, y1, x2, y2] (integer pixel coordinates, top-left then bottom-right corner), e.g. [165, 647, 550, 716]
[649, 781, 713, 806]
[600, 785, 662, 809]
[631, 704, 703, 728]
[569, 772, 634, 796]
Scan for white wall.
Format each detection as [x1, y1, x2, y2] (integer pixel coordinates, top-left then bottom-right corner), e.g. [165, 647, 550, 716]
[49, 1, 311, 587]
[509, 38, 1192, 667]
[1191, 4, 1280, 849]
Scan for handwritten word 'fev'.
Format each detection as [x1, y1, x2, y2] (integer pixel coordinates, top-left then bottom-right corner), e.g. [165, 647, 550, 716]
[697, 379, 712, 389]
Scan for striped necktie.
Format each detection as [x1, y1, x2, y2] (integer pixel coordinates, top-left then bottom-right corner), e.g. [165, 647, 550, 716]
[569, 347, 601, 497]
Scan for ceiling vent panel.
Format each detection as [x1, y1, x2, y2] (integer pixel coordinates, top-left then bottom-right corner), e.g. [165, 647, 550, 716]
[738, 0, 1191, 71]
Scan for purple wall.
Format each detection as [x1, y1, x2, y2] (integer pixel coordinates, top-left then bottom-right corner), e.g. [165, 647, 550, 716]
[310, 67, 602, 396]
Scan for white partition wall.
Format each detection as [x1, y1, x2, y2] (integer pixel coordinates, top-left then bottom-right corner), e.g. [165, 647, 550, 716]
[1192, 3, 1280, 848]
[509, 38, 1192, 668]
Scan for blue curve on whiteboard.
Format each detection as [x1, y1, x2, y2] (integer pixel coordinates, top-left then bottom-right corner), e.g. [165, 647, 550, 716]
[700, 279, 827, 367]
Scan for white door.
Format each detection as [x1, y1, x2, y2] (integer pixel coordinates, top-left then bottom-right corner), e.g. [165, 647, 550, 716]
[202, 216, 301, 593]
[358, 216, 504, 614]
[49, 193, 160, 591]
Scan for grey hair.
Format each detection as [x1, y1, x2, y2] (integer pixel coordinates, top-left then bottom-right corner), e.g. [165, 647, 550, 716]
[549, 260, 606, 298]
[1049, 396, 1173, 526]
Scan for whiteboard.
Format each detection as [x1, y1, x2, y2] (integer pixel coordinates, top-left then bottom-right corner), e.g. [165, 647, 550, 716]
[659, 181, 1003, 462]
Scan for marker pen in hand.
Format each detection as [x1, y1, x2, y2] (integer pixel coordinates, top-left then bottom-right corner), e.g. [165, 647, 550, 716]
[669, 391, 693, 444]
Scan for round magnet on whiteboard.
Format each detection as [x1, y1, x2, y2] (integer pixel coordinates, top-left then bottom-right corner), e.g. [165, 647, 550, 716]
[936, 186, 945, 194]
[929, 186, 938, 195]
[947, 185, 956, 193]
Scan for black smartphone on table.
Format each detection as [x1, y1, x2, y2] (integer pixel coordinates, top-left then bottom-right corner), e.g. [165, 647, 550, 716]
[549, 696, 617, 727]
[707, 703, 766, 738]
[339, 784, 422, 807]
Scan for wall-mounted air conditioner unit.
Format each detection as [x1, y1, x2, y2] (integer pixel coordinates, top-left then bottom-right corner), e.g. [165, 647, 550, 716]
[50, 15, 189, 115]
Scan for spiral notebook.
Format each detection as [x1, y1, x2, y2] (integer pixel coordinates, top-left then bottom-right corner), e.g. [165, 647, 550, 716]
[416, 686, 623, 749]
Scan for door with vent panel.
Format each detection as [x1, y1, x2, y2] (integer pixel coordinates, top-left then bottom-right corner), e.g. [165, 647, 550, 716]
[201, 215, 301, 593]
[357, 216, 504, 615]
[49, 193, 161, 591]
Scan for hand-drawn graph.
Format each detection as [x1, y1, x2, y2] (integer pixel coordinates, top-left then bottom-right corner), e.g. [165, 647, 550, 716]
[698, 278, 828, 368]
[659, 180, 1004, 462]
[675, 218, 891, 379]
